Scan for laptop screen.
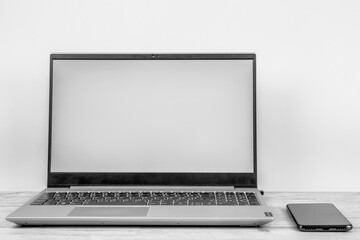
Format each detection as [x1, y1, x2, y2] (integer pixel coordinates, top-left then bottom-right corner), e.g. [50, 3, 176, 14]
[50, 58, 254, 173]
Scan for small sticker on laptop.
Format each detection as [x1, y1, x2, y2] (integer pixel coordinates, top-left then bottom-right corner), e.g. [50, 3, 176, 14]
[264, 212, 273, 217]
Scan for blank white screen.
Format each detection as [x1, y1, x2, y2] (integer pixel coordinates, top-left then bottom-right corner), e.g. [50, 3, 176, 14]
[51, 59, 253, 172]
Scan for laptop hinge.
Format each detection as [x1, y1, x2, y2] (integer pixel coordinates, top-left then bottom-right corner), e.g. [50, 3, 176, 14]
[233, 186, 257, 189]
[69, 186, 235, 191]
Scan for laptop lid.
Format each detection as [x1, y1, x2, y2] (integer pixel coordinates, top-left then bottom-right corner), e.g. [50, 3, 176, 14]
[47, 54, 257, 188]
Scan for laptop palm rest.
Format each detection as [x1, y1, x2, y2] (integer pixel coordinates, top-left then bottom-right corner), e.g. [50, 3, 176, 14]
[68, 207, 149, 217]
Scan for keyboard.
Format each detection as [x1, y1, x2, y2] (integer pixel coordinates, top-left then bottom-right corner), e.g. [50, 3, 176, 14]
[31, 191, 260, 206]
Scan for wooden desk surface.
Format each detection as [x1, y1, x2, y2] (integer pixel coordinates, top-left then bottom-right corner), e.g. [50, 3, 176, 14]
[0, 191, 359, 239]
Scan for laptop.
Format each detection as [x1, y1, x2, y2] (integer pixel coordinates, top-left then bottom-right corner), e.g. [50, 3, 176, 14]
[6, 53, 274, 226]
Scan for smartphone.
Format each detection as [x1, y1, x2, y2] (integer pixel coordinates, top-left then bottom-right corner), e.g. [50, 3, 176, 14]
[287, 203, 352, 232]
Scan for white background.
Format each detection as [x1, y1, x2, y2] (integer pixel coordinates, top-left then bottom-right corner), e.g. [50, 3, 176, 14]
[1, 0, 360, 191]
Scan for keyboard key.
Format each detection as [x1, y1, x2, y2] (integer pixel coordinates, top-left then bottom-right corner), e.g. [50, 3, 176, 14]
[69, 199, 84, 205]
[42, 199, 58, 205]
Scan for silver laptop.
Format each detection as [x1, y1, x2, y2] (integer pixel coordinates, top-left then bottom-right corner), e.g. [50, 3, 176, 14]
[6, 53, 274, 226]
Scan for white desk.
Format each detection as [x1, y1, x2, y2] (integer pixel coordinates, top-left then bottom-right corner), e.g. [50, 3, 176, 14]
[1, 191, 359, 239]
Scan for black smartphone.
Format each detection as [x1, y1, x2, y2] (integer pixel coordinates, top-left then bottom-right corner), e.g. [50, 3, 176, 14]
[287, 203, 352, 232]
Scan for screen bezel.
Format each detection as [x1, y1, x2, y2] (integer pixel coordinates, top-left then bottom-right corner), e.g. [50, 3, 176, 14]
[47, 53, 257, 188]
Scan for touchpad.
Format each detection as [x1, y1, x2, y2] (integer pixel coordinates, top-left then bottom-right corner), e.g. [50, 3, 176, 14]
[68, 207, 149, 217]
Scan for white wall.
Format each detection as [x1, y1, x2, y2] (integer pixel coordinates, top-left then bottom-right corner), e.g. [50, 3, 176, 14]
[1, 0, 360, 191]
